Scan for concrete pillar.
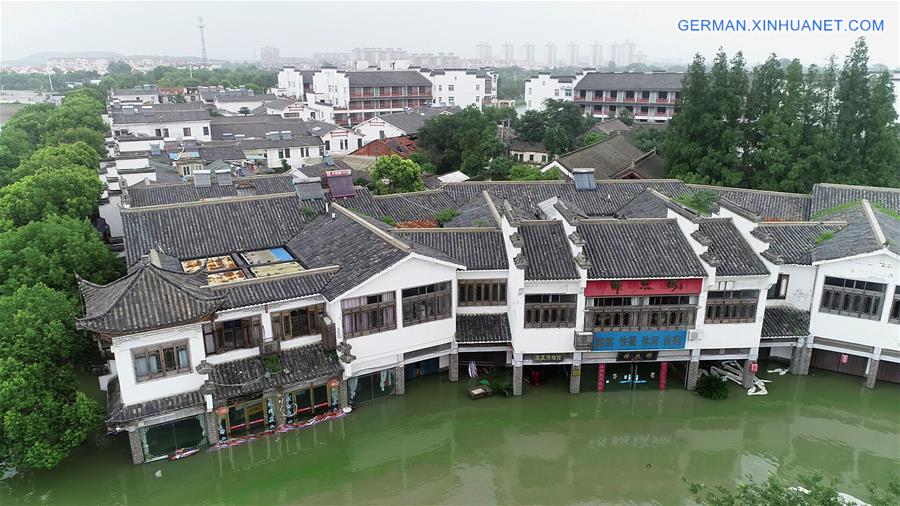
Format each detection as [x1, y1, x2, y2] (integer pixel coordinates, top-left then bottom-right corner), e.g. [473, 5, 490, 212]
[569, 364, 581, 394]
[339, 381, 349, 408]
[789, 344, 804, 375]
[512, 364, 523, 396]
[127, 429, 145, 465]
[395, 365, 406, 396]
[686, 360, 700, 391]
[742, 359, 754, 389]
[205, 412, 219, 445]
[449, 352, 459, 382]
[866, 358, 880, 389]
[799, 345, 812, 375]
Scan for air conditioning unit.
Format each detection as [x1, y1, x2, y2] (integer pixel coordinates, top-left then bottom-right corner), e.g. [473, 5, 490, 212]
[688, 330, 701, 342]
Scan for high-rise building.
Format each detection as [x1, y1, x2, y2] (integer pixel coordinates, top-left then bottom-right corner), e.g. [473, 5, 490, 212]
[590, 42, 603, 67]
[502, 43, 514, 64]
[566, 43, 579, 67]
[522, 42, 536, 66]
[544, 43, 557, 68]
[352, 47, 408, 63]
[260, 46, 280, 68]
[622, 39, 636, 66]
[476, 42, 493, 65]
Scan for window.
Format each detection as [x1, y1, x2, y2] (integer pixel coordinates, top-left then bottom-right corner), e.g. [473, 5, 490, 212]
[438, 85, 442, 91]
[448, 85, 454, 91]
[341, 291, 396, 337]
[300, 147, 309, 157]
[183, 127, 191, 136]
[476, 84, 480, 91]
[554, 89, 560, 97]
[819, 276, 885, 320]
[278, 148, 291, 159]
[203, 317, 261, 355]
[155, 128, 162, 137]
[529, 154, 534, 162]
[285, 384, 332, 423]
[324, 140, 331, 151]
[340, 138, 348, 150]
[448, 96, 455, 104]
[585, 295, 698, 330]
[458, 280, 507, 306]
[524, 294, 577, 328]
[767, 273, 789, 300]
[640, 106, 649, 113]
[642, 91, 651, 99]
[658, 91, 668, 100]
[132, 340, 191, 382]
[203, 126, 210, 136]
[272, 304, 325, 340]
[379, 130, 385, 139]
[657, 107, 667, 114]
[889, 288, 900, 324]
[163, 128, 169, 137]
[705, 290, 759, 324]
[402, 281, 452, 326]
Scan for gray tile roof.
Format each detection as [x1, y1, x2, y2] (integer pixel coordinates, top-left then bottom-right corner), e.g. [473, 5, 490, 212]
[76, 260, 225, 336]
[445, 193, 503, 228]
[578, 219, 708, 279]
[286, 206, 410, 300]
[508, 139, 548, 153]
[519, 221, 580, 280]
[761, 306, 810, 338]
[372, 190, 460, 222]
[106, 378, 203, 425]
[615, 188, 671, 218]
[810, 204, 887, 262]
[456, 314, 511, 343]
[575, 72, 684, 91]
[126, 180, 237, 207]
[442, 179, 692, 218]
[206, 343, 342, 401]
[198, 142, 246, 161]
[553, 134, 648, 178]
[698, 218, 769, 277]
[611, 152, 666, 179]
[375, 107, 457, 134]
[687, 184, 812, 222]
[215, 93, 277, 103]
[346, 71, 432, 87]
[752, 222, 847, 265]
[209, 115, 318, 141]
[391, 229, 508, 270]
[122, 194, 315, 266]
[210, 269, 337, 310]
[110, 108, 211, 125]
[811, 183, 900, 217]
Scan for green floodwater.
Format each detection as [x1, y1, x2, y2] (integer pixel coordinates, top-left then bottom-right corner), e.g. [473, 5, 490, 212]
[1, 366, 899, 506]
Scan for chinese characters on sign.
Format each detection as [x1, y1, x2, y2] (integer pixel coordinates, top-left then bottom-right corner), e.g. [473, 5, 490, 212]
[592, 330, 688, 351]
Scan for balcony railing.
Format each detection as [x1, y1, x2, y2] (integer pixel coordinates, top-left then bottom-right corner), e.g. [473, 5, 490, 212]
[584, 304, 698, 332]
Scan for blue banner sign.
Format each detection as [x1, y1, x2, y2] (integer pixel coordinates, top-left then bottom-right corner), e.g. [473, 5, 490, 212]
[593, 330, 688, 351]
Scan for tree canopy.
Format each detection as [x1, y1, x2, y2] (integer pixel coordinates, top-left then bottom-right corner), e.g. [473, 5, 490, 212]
[417, 106, 504, 175]
[0, 215, 123, 298]
[0, 166, 104, 229]
[663, 38, 900, 191]
[690, 473, 900, 506]
[370, 155, 426, 194]
[11, 141, 100, 181]
[0, 284, 102, 470]
[513, 99, 594, 157]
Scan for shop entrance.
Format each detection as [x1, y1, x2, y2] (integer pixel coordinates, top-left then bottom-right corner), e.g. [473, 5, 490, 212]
[604, 362, 658, 390]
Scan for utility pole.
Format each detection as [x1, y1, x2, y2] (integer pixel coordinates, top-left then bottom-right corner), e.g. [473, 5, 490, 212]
[198, 16, 207, 63]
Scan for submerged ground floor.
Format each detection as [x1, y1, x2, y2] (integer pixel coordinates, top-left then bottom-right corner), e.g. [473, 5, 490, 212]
[3, 365, 899, 505]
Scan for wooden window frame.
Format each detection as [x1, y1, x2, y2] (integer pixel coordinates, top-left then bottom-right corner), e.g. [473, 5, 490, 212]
[888, 289, 900, 324]
[458, 280, 507, 306]
[203, 317, 261, 355]
[272, 304, 325, 341]
[705, 290, 760, 324]
[132, 339, 191, 382]
[819, 276, 885, 320]
[402, 281, 452, 327]
[584, 296, 698, 331]
[524, 294, 577, 328]
[341, 292, 397, 338]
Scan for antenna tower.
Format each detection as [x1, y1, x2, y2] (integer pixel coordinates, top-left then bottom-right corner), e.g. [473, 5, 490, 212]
[198, 16, 207, 62]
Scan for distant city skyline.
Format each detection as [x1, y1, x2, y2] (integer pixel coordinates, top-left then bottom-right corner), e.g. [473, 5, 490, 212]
[2, 1, 898, 68]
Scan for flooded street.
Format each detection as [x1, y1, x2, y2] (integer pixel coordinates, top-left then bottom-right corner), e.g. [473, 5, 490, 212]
[2, 367, 898, 505]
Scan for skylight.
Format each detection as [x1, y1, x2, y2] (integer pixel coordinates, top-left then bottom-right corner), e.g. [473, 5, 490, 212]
[181, 248, 304, 286]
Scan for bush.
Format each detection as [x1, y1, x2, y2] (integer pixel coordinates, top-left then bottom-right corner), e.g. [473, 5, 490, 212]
[696, 373, 729, 400]
[435, 209, 460, 227]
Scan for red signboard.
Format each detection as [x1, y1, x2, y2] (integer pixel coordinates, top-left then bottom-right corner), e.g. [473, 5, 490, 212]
[659, 361, 668, 390]
[597, 363, 606, 392]
[840, 354, 849, 364]
[585, 278, 703, 297]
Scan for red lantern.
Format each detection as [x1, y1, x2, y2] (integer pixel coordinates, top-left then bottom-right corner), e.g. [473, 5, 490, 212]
[840, 354, 849, 364]
[750, 362, 758, 373]
[327, 378, 340, 389]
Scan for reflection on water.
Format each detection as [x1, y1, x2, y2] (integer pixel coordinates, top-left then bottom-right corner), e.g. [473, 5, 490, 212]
[2, 368, 898, 505]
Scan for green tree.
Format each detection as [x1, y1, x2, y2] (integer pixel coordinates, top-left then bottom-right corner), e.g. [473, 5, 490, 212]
[0, 284, 102, 470]
[514, 110, 546, 142]
[0, 215, 123, 297]
[486, 156, 515, 181]
[616, 108, 634, 126]
[417, 106, 503, 175]
[2, 103, 55, 147]
[0, 128, 35, 186]
[238, 106, 251, 115]
[0, 167, 104, 228]
[580, 131, 607, 147]
[435, 209, 460, 227]
[11, 141, 100, 181]
[107, 60, 132, 74]
[509, 164, 560, 181]
[49, 94, 107, 133]
[629, 126, 665, 153]
[691, 473, 900, 506]
[40, 127, 107, 158]
[370, 155, 426, 194]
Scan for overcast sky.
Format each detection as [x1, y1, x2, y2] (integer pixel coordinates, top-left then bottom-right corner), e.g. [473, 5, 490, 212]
[2, 0, 898, 67]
